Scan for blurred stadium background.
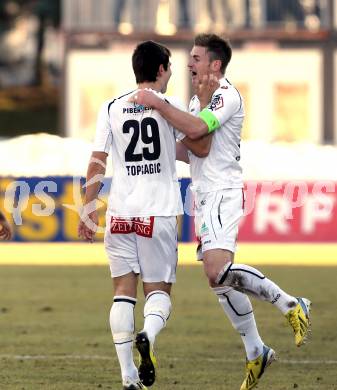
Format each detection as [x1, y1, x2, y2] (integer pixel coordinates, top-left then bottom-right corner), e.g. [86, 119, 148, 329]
[1, 1, 337, 389]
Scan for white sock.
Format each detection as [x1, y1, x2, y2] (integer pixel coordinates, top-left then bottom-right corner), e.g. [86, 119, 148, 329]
[216, 263, 298, 314]
[110, 296, 138, 381]
[142, 290, 172, 345]
[213, 286, 264, 360]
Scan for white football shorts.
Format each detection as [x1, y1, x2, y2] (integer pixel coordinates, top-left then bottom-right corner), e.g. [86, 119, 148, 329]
[104, 215, 178, 283]
[194, 188, 244, 259]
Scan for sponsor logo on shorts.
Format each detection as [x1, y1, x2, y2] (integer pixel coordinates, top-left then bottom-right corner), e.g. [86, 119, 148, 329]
[110, 216, 154, 238]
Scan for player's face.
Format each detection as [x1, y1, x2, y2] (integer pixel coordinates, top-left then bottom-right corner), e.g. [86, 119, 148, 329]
[160, 61, 172, 93]
[188, 46, 212, 89]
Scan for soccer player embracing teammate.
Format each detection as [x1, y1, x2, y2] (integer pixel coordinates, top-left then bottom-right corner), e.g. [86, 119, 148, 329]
[79, 40, 213, 390]
[131, 34, 312, 390]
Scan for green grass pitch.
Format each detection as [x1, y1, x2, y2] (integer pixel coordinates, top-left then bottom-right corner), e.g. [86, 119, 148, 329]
[1, 264, 337, 389]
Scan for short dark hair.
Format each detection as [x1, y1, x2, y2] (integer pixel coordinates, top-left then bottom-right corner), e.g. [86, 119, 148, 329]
[194, 34, 232, 74]
[132, 40, 171, 83]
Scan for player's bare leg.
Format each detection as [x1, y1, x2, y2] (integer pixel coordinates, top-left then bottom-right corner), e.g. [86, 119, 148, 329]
[205, 249, 311, 346]
[203, 249, 275, 389]
[204, 250, 264, 360]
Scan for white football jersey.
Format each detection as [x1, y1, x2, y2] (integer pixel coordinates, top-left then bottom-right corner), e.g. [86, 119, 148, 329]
[93, 89, 185, 217]
[188, 77, 244, 192]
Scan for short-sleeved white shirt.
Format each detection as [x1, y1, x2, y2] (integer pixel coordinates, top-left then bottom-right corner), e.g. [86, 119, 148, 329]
[187, 78, 244, 192]
[93, 89, 185, 217]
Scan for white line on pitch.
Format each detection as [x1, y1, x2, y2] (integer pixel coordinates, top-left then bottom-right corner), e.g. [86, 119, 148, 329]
[1, 355, 337, 365]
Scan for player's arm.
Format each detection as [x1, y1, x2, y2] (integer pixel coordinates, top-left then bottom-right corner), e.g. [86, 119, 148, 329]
[132, 91, 214, 140]
[176, 135, 212, 161]
[79, 100, 112, 242]
[84, 151, 107, 208]
[176, 141, 189, 163]
[174, 75, 216, 159]
[178, 75, 217, 157]
[78, 151, 107, 242]
[0, 211, 12, 240]
[181, 134, 212, 158]
[130, 76, 220, 140]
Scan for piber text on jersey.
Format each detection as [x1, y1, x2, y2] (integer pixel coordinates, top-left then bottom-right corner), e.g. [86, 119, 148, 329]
[123, 106, 152, 114]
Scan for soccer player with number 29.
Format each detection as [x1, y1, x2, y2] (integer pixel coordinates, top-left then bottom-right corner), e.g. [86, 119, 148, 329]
[78, 40, 212, 390]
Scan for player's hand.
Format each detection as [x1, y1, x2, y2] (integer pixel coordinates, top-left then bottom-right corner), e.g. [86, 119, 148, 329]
[128, 89, 160, 109]
[0, 218, 12, 240]
[197, 74, 220, 109]
[78, 210, 99, 243]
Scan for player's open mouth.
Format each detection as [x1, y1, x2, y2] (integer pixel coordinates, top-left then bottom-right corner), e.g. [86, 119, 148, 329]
[191, 71, 197, 79]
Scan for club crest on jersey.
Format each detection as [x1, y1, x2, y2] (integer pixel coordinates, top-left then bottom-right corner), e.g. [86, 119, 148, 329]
[209, 94, 224, 111]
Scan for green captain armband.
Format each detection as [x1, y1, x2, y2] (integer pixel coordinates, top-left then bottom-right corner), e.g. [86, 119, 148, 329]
[198, 108, 220, 133]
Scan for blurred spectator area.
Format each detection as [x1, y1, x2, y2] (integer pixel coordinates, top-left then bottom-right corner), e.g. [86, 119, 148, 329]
[0, 0, 336, 140]
[0, 0, 61, 136]
[62, 0, 332, 34]
[61, 0, 336, 145]
[0, 0, 61, 87]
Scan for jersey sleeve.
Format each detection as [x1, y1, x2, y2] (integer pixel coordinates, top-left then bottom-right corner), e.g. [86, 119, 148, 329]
[93, 101, 113, 153]
[205, 88, 242, 126]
